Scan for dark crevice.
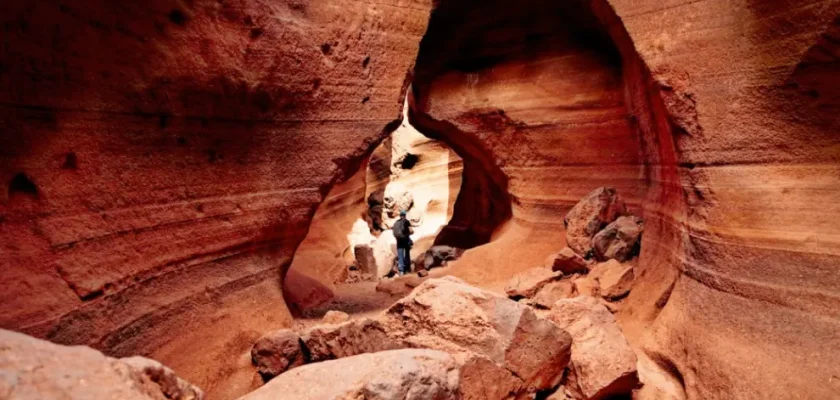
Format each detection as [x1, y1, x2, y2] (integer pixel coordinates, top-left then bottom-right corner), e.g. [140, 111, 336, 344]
[9, 173, 38, 198]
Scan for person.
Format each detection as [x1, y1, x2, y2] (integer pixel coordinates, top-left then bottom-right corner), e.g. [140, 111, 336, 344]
[392, 210, 413, 275]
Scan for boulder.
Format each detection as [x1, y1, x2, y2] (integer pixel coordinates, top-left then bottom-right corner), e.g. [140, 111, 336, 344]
[458, 354, 523, 400]
[321, 310, 350, 325]
[573, 276, 600, 298]
[564, 187, 627, 257]
[383, 277, 572, 392]
[240, 349, 460, 400]
[533, 279, 575, 308]
[505, 267, 562, 299]
[599, 262, 635, 300]
[300, 318, 401, 362]
[353, 244, 378, 277]
[250, 330, 305, 381]
[0, 329, 204, 400]
[547, 297, 638, 400]
[419, 245, 465, 271]
[121, 356, 206, 400]
[592, 216, 644, 262]
[546, 247, 589, 274]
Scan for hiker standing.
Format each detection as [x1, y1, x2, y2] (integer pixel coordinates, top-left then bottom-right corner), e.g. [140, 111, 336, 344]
[392, 210, 413, 275]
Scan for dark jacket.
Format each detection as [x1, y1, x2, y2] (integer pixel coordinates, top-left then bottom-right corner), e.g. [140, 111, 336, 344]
[392, 217, 412, 248]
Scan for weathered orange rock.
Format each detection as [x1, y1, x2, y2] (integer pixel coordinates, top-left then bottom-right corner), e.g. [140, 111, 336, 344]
[548, 297, 638, 400]
[240, 349, 461, 400]
[599, 263, 635, 300]
[547, 247, 590, 275]
[250, 330, 305, 380]
[321, 310, 350, 325]
[504, 267, 562, 299]
[0, 329, 204, 400]
[564, 188, 628, 257]
[533, 279, 576, 309]
[592, 216, 644, 262]
[300, 318, 400, 363]
[383, 277, 572, 392]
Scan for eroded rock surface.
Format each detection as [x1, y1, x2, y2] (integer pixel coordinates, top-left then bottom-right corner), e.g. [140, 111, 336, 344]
[250, 330, 305, 381]
[547, 248, 590, 275]
[564, 188, 628, 258]
[240, 349, 461, 400]
[592, 216, 644, 262]
[548, 297, 638, 400]
[505, 267, 562, 299]
[0, 329, 203, 400]
[382, 277, 572, 392]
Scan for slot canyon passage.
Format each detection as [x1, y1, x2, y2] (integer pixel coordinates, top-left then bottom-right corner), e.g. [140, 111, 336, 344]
[1, 0, 839, 399]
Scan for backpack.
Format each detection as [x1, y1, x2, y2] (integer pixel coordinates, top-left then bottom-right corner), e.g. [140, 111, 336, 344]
[392, 218, 409, 240]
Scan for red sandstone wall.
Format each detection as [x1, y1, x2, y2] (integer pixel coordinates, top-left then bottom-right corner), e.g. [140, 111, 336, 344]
[0, 0, 432, 397]
[607, 0, 840, 398]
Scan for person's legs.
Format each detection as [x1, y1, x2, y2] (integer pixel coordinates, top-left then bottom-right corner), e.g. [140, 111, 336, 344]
[396, 246, 407, 275]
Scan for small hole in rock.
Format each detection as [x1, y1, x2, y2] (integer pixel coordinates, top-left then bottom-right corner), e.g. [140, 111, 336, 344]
[159, 114, 170, 129]
[62, 152, 78, 170]
[208, 149, 222, 163]
[362, 56, 370, 68]
[250, 27, 263, 39]
[399, 153, 419, 170]
[320, 43, 332, 55]
[169, 9, 187, 26]
[362, 96, 370, 104]
[176, 136, 187, 146]
[312, 78, 322, 90]
[9, 173, 38, 198]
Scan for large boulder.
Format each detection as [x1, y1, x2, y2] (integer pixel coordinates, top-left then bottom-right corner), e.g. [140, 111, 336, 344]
[547, 297, 638, 400]
[0, 329, 204, 400]
[546, 247, 589, 274]
[533, 279, 575, 308]
[383, 277, 572, 392]
[250, 329, 305, 381]
[504, 267, 562, 299]
[300, 318, 401, 362]
[240, 349, 461, 400]
[598, 261, 635, 300]
[591, 216, 644, 262]
[564, 187, 627, 257]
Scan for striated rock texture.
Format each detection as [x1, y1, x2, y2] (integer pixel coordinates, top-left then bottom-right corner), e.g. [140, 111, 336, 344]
[409, 0, 840, 399]
[0, 1, 432, 398]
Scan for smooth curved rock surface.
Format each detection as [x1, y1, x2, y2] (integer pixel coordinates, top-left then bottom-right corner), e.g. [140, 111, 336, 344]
[0, 1, 433, 398]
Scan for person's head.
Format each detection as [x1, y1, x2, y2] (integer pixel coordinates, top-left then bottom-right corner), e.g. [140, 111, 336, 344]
[399, 210, 407, 218]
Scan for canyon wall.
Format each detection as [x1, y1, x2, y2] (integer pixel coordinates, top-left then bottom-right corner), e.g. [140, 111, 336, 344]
[0, 0, 432, 398]
[411, 0, 840, 398]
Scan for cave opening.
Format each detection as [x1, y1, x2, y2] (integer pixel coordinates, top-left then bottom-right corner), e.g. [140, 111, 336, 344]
[283, 91, 516, 314]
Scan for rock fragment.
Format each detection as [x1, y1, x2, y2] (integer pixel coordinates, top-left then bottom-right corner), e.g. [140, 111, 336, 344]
[0, 329, 204, 400]
[250, 329, 305, 381]
[548, 297, 639, 399]
[321, 310, 350, 324]
[564, 187, 627, 257]
[599, 262, 635, 300]
[300, 318, 401, 362]
[240, 349, 461, 400]
[505, 267, 562, 299]
[383, 277, 572, 392]
[547, 247, 589, 274]
[533, 279, 575, 308]
[592, 215, 644, 262]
